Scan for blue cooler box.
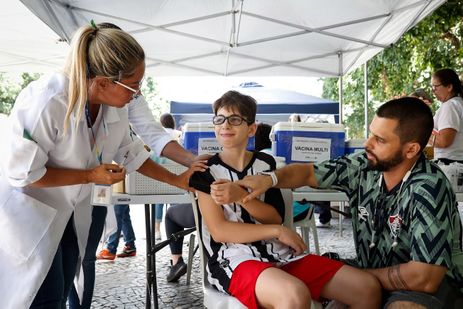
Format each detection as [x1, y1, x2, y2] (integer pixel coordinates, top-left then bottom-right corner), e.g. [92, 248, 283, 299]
[182, 122, 255, 155]
[271, 122, 345, 164]
[345, 139, 366, 154]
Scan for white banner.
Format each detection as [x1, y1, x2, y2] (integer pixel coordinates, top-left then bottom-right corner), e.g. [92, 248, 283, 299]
[198, 138, 223, 155]
[291, 137, 331, 162]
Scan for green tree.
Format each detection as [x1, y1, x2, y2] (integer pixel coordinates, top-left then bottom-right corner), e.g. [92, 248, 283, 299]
[141, 76, 169, 121]
[0, 73, 41, 114]
[322, 0, 463, 139]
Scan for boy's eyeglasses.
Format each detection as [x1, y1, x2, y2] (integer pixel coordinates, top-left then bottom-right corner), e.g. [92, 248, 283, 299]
[113, 79, 143, 99]
[212, 114, 251, 126]
[431, 83, 443, 90]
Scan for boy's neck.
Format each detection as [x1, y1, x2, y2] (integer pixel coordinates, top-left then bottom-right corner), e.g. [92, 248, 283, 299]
[219, 148, 253, 171]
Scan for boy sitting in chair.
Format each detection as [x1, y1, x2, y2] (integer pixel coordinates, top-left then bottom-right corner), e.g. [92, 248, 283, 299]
[189, 90, 381, 309]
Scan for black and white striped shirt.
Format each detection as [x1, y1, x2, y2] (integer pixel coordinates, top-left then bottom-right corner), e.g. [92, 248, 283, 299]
[190, 152, 302, 293]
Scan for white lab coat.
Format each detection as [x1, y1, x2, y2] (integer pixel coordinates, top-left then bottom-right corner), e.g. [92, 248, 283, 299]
[0, 73, 150, 309]
[74, 96, 178, 303]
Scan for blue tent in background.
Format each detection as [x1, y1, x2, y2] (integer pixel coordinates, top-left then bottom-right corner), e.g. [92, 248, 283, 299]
[170, 82, 339, 127]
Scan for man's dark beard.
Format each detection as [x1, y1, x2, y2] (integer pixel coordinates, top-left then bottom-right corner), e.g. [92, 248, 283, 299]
[366, 149, 404, 171]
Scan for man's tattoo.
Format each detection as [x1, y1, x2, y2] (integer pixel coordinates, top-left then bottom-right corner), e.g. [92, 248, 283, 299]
[387, 264, 410, 290]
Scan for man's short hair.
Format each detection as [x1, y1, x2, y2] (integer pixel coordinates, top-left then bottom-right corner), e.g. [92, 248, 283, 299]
[160, 113, 176, 129]
[376, 97, 433, 152]
[213, 90, 257, 123]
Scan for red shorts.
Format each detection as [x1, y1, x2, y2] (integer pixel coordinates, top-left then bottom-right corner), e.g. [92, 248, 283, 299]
[228, 254, 343, 309]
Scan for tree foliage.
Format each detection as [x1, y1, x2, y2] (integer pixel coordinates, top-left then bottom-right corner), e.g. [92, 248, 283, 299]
[322, 0, 463, 139]
[0, 73, 167, 121]
[141, 76, 169, 121]
[0, 73, 41, 114]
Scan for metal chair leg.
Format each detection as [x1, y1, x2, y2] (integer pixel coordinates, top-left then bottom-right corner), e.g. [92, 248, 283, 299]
[186, 233, 196, 285]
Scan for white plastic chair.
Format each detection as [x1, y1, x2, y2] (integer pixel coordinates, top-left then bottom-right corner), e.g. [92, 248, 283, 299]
[190, 190, 322, 309]
[190, 192, 247, 308]
[292, 202, 320, 255]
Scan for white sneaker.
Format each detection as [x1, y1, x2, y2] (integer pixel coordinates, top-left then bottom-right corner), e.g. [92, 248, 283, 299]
[316, 221, 331, 228]
[155, 231, 162, 241]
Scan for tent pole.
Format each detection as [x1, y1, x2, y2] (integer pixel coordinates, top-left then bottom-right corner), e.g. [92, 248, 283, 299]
[364, 61, 369, 139]
[338, 52, 343, 125]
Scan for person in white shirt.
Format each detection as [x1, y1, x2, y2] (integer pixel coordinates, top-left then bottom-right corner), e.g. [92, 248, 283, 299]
[431, 68, 463, 164]
[0, 22, 205, 309]
[68, 23, 207, 309]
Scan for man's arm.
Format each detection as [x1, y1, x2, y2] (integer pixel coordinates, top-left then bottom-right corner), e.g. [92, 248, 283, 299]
[365, 261, 447, 293]
[237, 163, 318, 202]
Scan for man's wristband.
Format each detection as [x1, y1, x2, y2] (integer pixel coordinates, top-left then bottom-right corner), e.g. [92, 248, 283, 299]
[258, 171, 278, 187]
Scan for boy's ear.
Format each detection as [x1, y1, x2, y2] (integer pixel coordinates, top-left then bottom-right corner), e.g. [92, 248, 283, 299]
[248, 123, 257, 137]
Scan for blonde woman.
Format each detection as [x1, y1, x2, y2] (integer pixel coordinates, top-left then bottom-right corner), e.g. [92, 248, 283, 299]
[0, 23, 205, 308]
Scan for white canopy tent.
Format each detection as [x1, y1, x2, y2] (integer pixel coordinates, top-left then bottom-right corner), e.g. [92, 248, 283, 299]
[1, 0, 446, 129]
[15, 0, 444, 77]
[0, 0, 68, 72]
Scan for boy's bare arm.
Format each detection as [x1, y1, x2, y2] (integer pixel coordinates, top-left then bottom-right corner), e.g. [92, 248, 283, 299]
[210, 180, 281, 224]
[196, 191, 306, 255]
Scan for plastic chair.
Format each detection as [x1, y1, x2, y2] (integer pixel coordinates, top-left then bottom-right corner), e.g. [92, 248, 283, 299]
[190, 190, 322, 309]
[190, 192, 247, 308]
[293, 202, 320, 255]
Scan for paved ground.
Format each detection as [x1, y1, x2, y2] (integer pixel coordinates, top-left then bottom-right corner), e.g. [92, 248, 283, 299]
[91, 204, 463, 308]
[90, 206, 356, 308]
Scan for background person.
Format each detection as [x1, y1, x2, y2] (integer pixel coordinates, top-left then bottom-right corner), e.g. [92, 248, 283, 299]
[95, 203, 137, 260]
[431, 68, 463, 164]
[163, 203, 196, 282]
[0, 23, 204, 309]
[237, 97, 463, 308]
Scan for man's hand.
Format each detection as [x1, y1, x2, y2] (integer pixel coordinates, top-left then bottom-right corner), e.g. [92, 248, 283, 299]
[235, 175, 273, 203]
[88, 164, 126, 185]
[210, 179, 248, 204]
[276, 226, 307, 256]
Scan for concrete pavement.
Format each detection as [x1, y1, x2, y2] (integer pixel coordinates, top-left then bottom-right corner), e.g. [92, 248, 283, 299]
[90, 205, 356, 308]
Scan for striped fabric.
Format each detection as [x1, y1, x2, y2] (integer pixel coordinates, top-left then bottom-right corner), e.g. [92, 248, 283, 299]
[190, 152, 303, 293]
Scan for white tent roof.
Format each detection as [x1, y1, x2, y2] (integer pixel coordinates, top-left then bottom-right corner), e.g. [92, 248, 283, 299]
[0, 0, 68, 72]
[8, 0, 444, 76]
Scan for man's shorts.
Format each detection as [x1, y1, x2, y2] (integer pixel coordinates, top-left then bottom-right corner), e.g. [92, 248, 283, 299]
[384, 276, 463, 309]
[228, 254, 344, 309]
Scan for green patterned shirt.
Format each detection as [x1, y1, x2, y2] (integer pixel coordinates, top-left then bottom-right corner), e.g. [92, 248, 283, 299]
[314, 151, 463, 290]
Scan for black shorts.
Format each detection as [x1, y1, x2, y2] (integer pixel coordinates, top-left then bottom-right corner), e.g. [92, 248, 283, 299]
[383, 276, 463, 309]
